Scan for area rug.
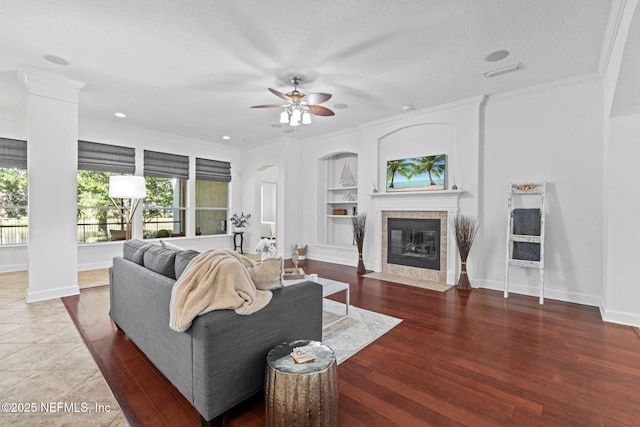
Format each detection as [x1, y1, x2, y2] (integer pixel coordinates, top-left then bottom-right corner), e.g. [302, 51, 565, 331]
[362, 271, 451, 292]
[322, 299, 402, 364]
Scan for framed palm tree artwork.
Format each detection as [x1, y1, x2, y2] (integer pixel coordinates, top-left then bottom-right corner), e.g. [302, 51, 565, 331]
[386, 154, 446, 192]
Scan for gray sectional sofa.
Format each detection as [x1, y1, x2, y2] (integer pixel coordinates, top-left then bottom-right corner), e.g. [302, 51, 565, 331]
[109, 240, 323, 426]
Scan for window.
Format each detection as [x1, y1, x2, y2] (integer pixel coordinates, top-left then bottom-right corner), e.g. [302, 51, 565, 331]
[143, 150, 189, 239]
[195, 158, 231, 236]
[77, 141, 135, 243]
[0, 138, 28, 245]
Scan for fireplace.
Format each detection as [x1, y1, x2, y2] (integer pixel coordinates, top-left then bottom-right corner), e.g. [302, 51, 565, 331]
[380, 210, 449, 283]
[387, 218, 440, 270]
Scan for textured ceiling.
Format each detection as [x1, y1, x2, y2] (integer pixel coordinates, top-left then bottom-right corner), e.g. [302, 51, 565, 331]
[0, 1, 622, 147]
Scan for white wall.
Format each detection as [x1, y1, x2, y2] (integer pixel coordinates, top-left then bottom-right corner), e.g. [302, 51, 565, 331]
[477, 78, 605, 306]
[239, 138, 303, 258]
[604, 114, 640, 326]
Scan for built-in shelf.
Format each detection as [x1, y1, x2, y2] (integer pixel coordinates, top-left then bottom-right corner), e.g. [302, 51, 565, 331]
[319, 152, 358, 247]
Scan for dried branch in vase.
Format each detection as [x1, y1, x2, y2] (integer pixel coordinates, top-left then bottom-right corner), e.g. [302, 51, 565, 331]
[451, 214, 479, 291]
[352, 213, 367, 273]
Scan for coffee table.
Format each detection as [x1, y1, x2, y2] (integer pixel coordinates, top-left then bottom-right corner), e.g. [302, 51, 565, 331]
[283, 275, 350, 327]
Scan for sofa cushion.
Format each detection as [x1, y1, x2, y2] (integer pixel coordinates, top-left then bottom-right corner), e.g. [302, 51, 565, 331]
[246, 257, 284, 290]
[175, 250, 200, 279]
[123, 239, 153, 265]
[143, 245, 179, 279]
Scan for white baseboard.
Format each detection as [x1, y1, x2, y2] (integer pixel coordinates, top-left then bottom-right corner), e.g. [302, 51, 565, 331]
[309, 254, 357, 267]
[601, 307, 640, 327]
[476, 278, 601, 307]
[26, 285, 80, 303]
[78, 261, 113, 271]
[0, 263, 28, 273]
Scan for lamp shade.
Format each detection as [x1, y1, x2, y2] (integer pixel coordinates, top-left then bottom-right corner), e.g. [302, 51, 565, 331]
[109, 175, 146, 198]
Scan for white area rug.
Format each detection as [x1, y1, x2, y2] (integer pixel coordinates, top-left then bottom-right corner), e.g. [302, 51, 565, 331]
[322, 299, 402, 364]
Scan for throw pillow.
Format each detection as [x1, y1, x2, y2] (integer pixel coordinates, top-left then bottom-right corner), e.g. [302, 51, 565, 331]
[123, 239, 152, 265]
[175, 249, 200, 279]
[246, 257, 283, 290]
[143, 245, 179, 279]
[160, 240, 184, 251]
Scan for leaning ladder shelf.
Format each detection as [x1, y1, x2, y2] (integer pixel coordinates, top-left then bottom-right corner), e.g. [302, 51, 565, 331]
[504, 181, 547, 304]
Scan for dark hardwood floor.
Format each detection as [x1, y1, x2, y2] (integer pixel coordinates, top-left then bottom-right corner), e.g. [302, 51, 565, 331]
[62, 259, 640, 426]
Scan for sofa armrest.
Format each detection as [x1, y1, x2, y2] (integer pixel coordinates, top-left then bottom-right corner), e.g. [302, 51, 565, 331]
[190, 281, 323, 420]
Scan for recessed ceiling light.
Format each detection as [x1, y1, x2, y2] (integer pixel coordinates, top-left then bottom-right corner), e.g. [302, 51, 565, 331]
[222, 135, 231, 140]
[43, 54, 69, 66]
[114, 112, 126, 118]
[401, 105, 415, 111]
[485, 50, 510, 62]
[242, 139, 250, 143]
[484, 63, 521, 78]
[333, 103, 348, 109]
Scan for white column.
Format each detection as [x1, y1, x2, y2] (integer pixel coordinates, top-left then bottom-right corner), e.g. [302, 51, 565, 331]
[19, 67, 86, 303]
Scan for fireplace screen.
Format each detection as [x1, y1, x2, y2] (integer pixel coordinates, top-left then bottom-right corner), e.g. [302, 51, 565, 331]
[387, 218, 440, 270]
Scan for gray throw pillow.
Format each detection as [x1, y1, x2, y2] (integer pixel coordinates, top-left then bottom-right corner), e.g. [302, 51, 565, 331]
[123, 239, 152, 265]
[175, 250, 200, 279]
[143, 245, 179, 279]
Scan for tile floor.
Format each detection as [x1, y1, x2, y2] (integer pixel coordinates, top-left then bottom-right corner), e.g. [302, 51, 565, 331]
[0, 270, 127, 426]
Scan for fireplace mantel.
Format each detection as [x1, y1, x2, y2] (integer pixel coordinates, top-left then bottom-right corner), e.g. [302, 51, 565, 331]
[369, 189, 464, 212]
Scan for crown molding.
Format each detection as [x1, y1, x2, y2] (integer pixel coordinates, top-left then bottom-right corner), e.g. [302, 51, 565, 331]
[598, 0, 637, 76]
[18, 66, 85, 104]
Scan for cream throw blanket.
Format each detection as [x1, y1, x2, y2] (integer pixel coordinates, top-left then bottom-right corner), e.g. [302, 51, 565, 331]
[169, 249, 273, 332]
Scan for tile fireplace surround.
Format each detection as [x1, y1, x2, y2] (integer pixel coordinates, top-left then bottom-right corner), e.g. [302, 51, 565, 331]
[371, 190, 463, 285]
[382, 211, 448, 283]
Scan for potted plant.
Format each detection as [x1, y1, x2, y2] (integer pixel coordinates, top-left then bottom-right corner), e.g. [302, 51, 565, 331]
[230, 212, 251, 232]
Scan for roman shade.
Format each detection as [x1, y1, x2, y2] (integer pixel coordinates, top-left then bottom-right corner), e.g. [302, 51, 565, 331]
[196, 158, 231, 183]
[144, 150, 189, 180]
[78, 140, 135, 174]
[0, 138, 27, 169]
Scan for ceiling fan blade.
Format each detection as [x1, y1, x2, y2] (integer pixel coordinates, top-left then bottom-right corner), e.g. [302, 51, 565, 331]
[268, 88, 291, 101]
[302, 92, 332, 104]
[250, 104, 282, 108]
[308, 105, 335, 116]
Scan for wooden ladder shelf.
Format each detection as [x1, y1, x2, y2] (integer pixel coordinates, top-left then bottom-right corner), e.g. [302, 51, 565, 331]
[504, 182, 546, 304]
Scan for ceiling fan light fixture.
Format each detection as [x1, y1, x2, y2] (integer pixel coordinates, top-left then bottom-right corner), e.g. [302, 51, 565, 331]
[279, 109, 289, 123]
[250, 75, 334, 127]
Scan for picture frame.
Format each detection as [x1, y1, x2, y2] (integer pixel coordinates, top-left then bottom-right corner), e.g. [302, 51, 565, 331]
[386, 154, 446, 192]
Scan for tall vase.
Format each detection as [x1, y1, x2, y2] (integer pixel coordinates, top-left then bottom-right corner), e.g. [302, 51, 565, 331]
[457, 259, 471, 291]
[357, 249, 366, 274]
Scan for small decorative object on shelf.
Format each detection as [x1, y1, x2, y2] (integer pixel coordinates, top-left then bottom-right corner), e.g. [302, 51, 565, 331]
[339, 161, 356, 186]
[515, 182, 537, 191]
[230, 212, 251, 231]
[290, 345, 316, 364]
[352, 213, 367, 274]
[452, 214, 479, 291]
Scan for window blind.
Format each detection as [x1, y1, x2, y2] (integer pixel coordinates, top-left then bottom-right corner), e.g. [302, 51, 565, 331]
[78, 140, 135, 174]
[196, 158, 231, 183]
[144, 150, 189, 180]
[0, 138, 27, 169]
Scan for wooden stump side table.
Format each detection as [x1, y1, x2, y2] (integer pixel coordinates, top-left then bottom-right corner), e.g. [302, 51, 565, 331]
[265, 340, 338, 427]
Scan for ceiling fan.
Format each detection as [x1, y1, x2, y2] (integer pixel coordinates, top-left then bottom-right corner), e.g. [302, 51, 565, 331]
[250, 76, 334, 127]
